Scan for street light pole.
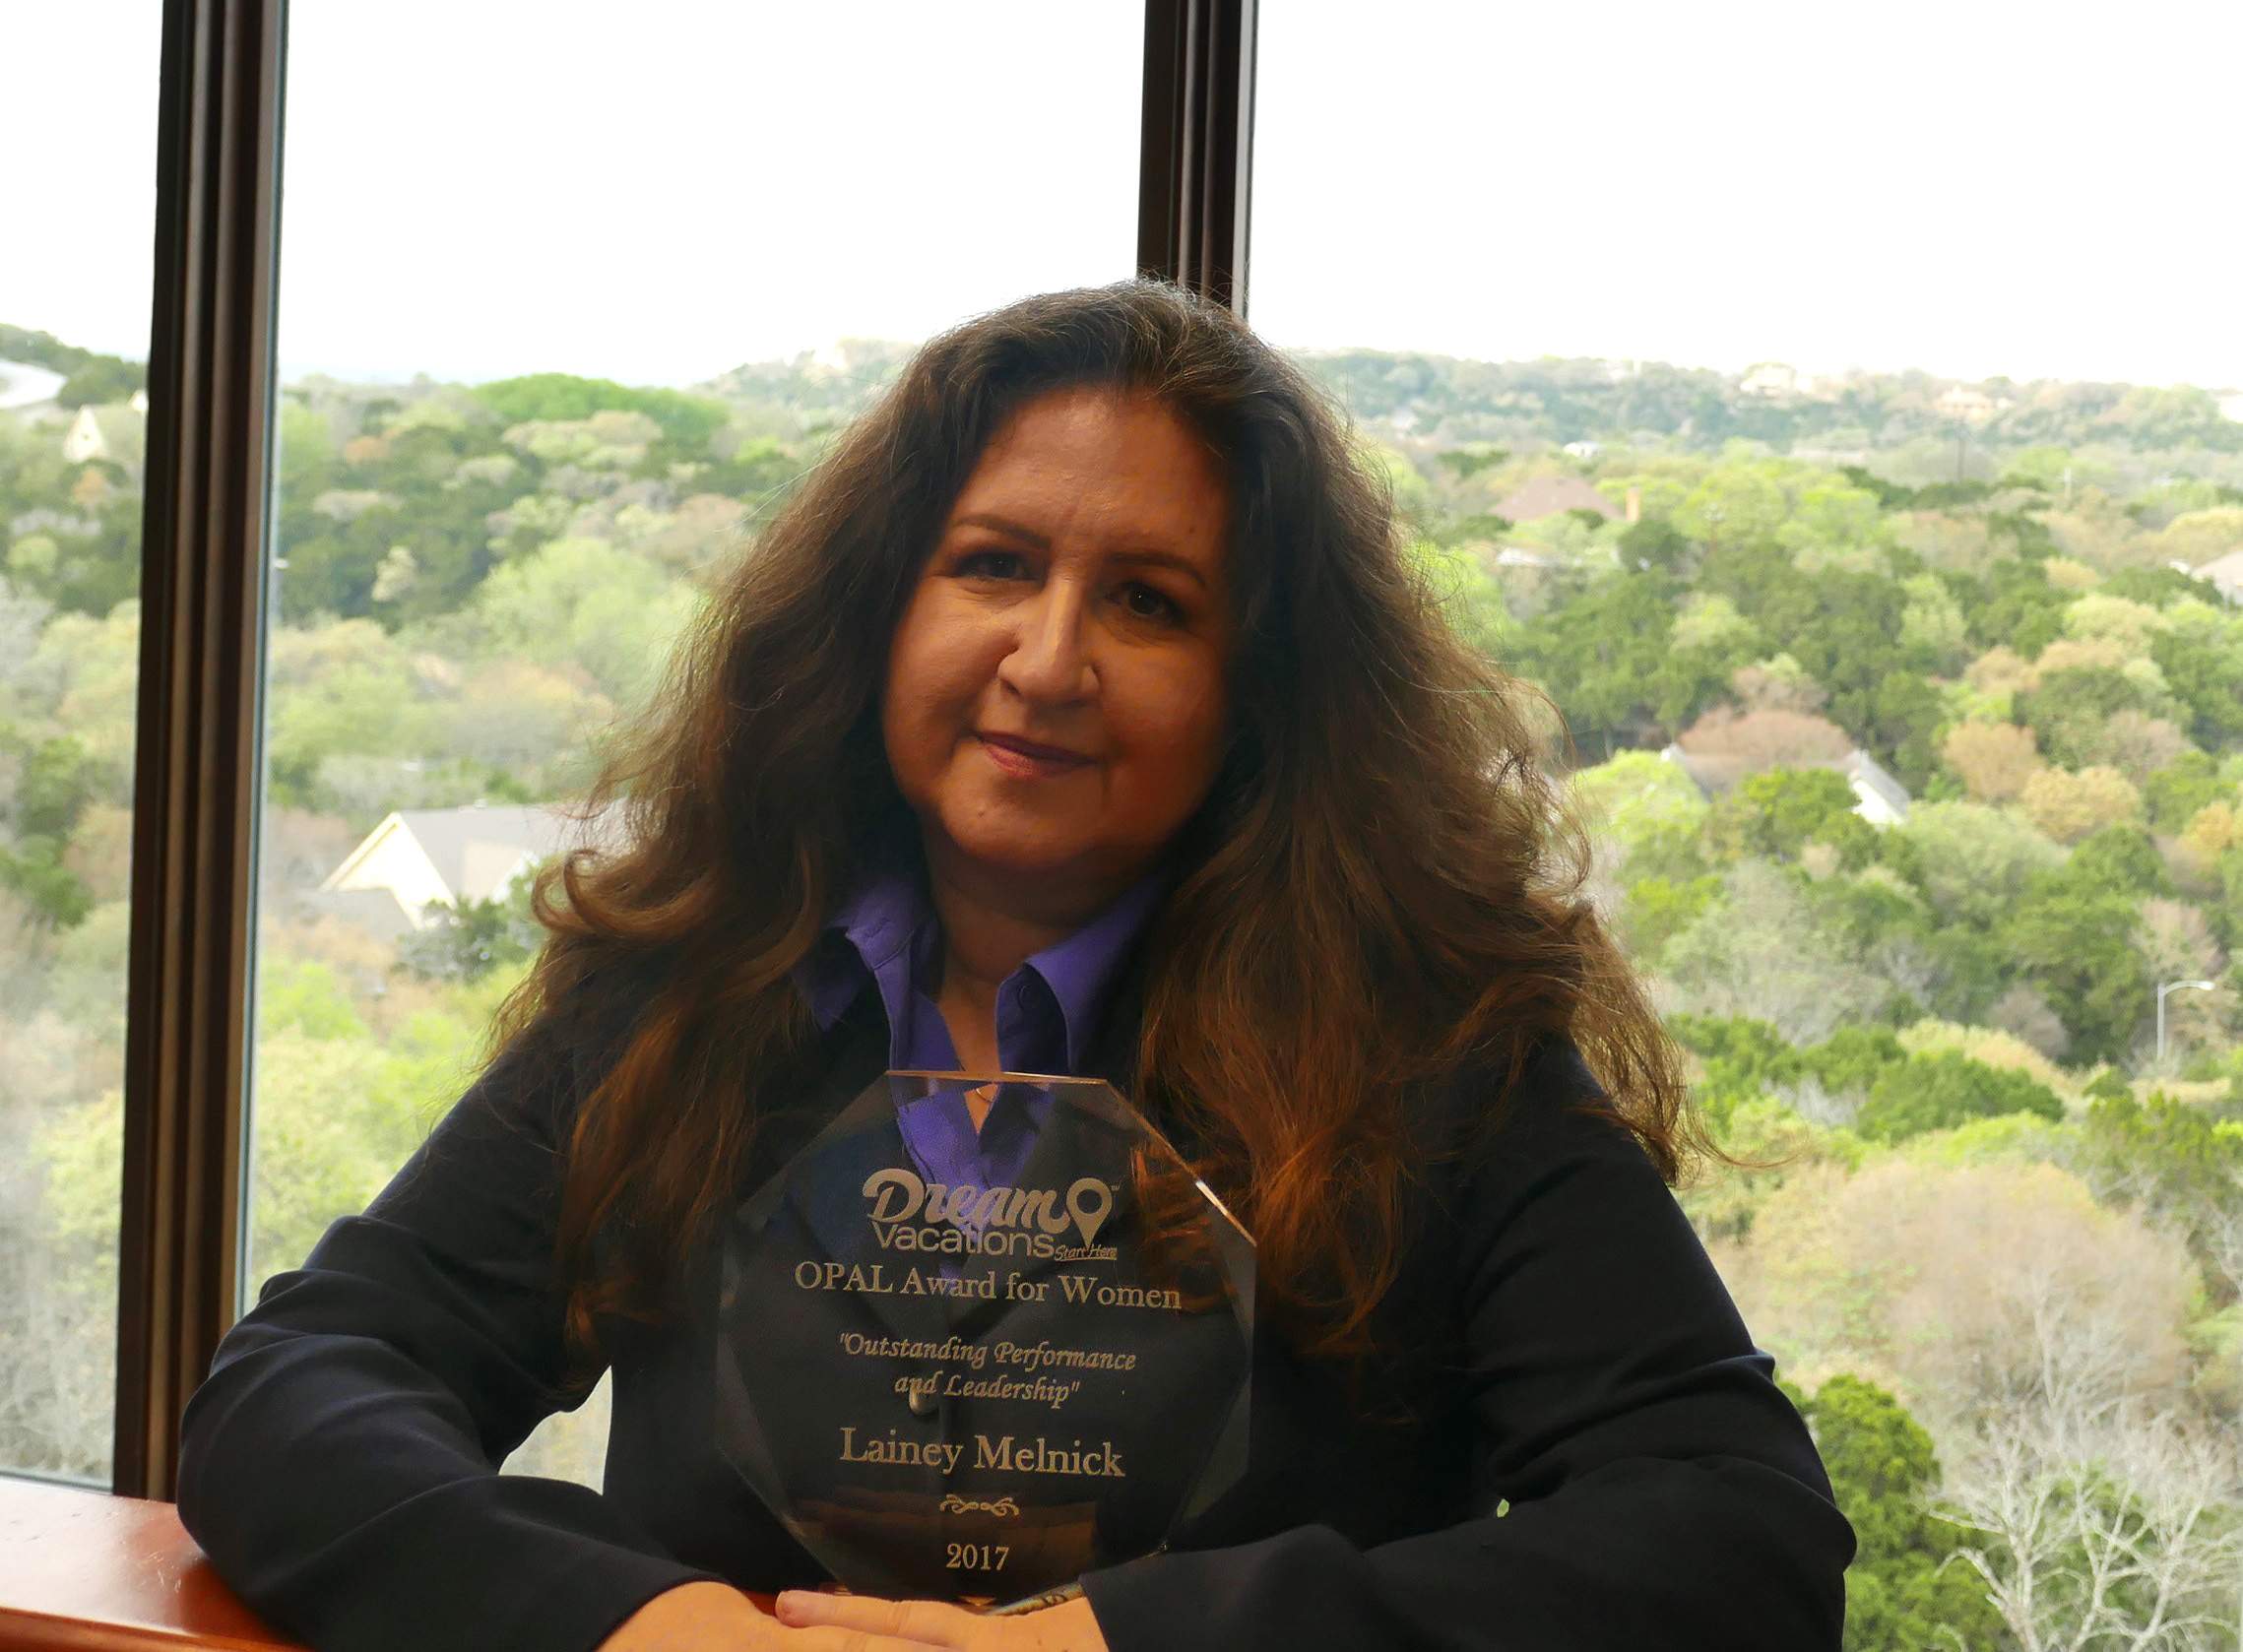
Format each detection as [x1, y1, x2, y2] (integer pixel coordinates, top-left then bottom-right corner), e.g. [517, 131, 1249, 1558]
[2155, 978, 2218, 1067]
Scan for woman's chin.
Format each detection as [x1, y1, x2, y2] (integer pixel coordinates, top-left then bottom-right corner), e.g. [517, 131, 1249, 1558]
[928, 819, 1128, 891]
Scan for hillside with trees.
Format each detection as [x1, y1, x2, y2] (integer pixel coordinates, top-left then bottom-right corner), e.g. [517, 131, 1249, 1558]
[4, 329, 2241, 1645]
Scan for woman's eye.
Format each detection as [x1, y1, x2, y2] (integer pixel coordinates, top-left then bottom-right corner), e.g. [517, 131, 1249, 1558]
[1121, 583, 1184, 624]
[964, 546, 1031, 578]
[949, 554, 1180, 624]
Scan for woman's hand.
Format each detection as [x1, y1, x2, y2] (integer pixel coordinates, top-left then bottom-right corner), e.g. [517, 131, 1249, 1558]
[773, 1590, 1110, 1651]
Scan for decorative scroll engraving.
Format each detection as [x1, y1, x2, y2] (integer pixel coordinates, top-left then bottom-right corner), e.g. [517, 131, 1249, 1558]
[939, 1494, 1022, 1518]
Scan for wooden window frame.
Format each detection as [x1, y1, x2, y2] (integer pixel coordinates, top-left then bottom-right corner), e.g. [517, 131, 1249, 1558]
[1138, 0, 1257, 306]
[112, 0, 287, 1499]
[104, 0, 1255, 1500]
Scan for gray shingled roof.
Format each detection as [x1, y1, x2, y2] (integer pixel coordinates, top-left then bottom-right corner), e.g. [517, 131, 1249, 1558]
[390, 802, 618, 905]
[300, 884, 417, 942]
[1841, 750, 1913, 821]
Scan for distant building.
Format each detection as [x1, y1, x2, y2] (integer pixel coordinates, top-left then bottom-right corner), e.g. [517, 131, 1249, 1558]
[1496, 475, 1619, 524]
[1562, 440, 1603, 460]
[2218, 391, 2243, 423]
[1838, 749, 1913, 827]
[59, 404, 145, 467]
[1739, 362, 1838, 401]
[2193, 547, 2243, 605]
[313, 801, 620, 934]
[63, 406, 107, 462]
[1935, 385, 2002, 425]
[1658, 742, 1912, 827]
[1740, 363, 1799, 399]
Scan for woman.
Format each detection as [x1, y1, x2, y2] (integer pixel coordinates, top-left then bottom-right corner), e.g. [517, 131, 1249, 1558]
[177, 282, 1855, 1651]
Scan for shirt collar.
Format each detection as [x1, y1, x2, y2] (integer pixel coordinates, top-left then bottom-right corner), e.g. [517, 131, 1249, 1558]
[798, 858, 1170, 1073]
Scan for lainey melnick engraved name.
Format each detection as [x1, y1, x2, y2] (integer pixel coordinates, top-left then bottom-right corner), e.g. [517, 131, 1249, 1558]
[838, 1427, 1126, 1479]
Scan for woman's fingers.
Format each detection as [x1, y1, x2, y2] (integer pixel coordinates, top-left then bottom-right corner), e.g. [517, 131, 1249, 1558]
[773, 1590, 975, 1647]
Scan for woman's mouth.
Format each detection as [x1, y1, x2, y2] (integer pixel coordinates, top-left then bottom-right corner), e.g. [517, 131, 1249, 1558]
[976, 732, 1093, 779]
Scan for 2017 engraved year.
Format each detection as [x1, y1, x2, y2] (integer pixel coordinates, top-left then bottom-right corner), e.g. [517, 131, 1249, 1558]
[946, 1543, 1010, 1571]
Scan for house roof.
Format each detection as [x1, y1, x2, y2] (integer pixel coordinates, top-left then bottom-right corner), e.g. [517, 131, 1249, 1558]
[401, 803, 616, 904]
[1496, 475, 1619, 524]
[1658, 741, 1914, 819]
[1841, 749, 1912, 819]
[2192, 547, 2243, 587]
[299, 884, 417, 944]
[323, 801, 623, 907]
[1658, 742, 1743, 794]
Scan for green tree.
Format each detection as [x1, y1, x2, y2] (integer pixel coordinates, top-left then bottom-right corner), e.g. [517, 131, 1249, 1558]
[1803, 1024, 1907, 1098]
[56, 357, 145, 408]
[470, 373, 729, 452]
[2076, 1094, 2243, 1291]
[1666, 1012, 1805, 1126]
[1507, 570, 1686, 752]
[1616, 517, 1692, 574]
[1867, 670, 1945, 794]
[1795, 1373, 2006, 1652]
[1969, 555, 2070, 656]
[262, 620, 433, 806]
[469, 536, 698, 712]
[258, 957, 373, 1042]
[1999, 882, 2154, 1063]
[2144, 750, 2228, 834]
[1407, 540, 1510, 660]
[1620, 873, 1721, 962]
[0, 836, 93, 927]
[2150, 625, 2243, 747]
[2014, 666, 2146, 770]
[397, 876, 543, 984]
[1709, 767, 1866, 864]
[1891, 800, 2063, 928]
[2059, 824, 2172, 903]
[1854, 1049, 2065, 1143]
[6, 733, 98, 838]
[1674, 463, 1792, 551]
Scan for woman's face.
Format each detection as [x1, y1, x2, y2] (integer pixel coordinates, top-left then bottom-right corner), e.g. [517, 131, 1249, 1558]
[882, 385, 1233, 913]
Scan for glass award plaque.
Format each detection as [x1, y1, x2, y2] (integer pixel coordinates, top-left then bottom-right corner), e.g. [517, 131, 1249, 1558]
[715, 1071, 1254, 1607]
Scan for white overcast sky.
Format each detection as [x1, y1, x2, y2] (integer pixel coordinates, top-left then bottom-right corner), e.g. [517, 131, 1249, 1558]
[6, 0, 2240, 390]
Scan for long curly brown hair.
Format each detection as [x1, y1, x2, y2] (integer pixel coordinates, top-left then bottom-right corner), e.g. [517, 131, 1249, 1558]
[495, 280, 1707, 1367]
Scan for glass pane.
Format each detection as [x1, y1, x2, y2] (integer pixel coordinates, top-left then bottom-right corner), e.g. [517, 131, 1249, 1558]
[247, 0, 1142, 1490]
[0, 4, 161, 1483]
[1256, 4, 2243, 1639]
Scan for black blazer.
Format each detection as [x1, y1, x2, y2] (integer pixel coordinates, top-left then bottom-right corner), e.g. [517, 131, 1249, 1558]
[176, 964, 1855, 1651]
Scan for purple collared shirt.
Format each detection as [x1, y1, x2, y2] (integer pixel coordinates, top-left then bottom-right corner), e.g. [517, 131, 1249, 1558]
[793, 863, 1166, 1195]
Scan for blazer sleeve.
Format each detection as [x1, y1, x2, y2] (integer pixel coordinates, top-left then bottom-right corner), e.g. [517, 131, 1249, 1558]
[174, 1003, 725, 1652]
[1077, 1040, 1856, 1652]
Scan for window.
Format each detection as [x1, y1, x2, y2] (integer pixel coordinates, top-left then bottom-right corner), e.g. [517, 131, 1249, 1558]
[244, 0, 1145, 1487]
[0, 4, 162, 1482]
[1255, 5, 2243, 1640]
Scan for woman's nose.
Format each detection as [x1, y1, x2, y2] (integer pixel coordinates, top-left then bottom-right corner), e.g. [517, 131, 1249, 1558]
[995, 584, 1096, 703]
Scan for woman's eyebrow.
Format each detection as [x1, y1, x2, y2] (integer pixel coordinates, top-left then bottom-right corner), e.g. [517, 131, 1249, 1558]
[949, 512, 1209, 588]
